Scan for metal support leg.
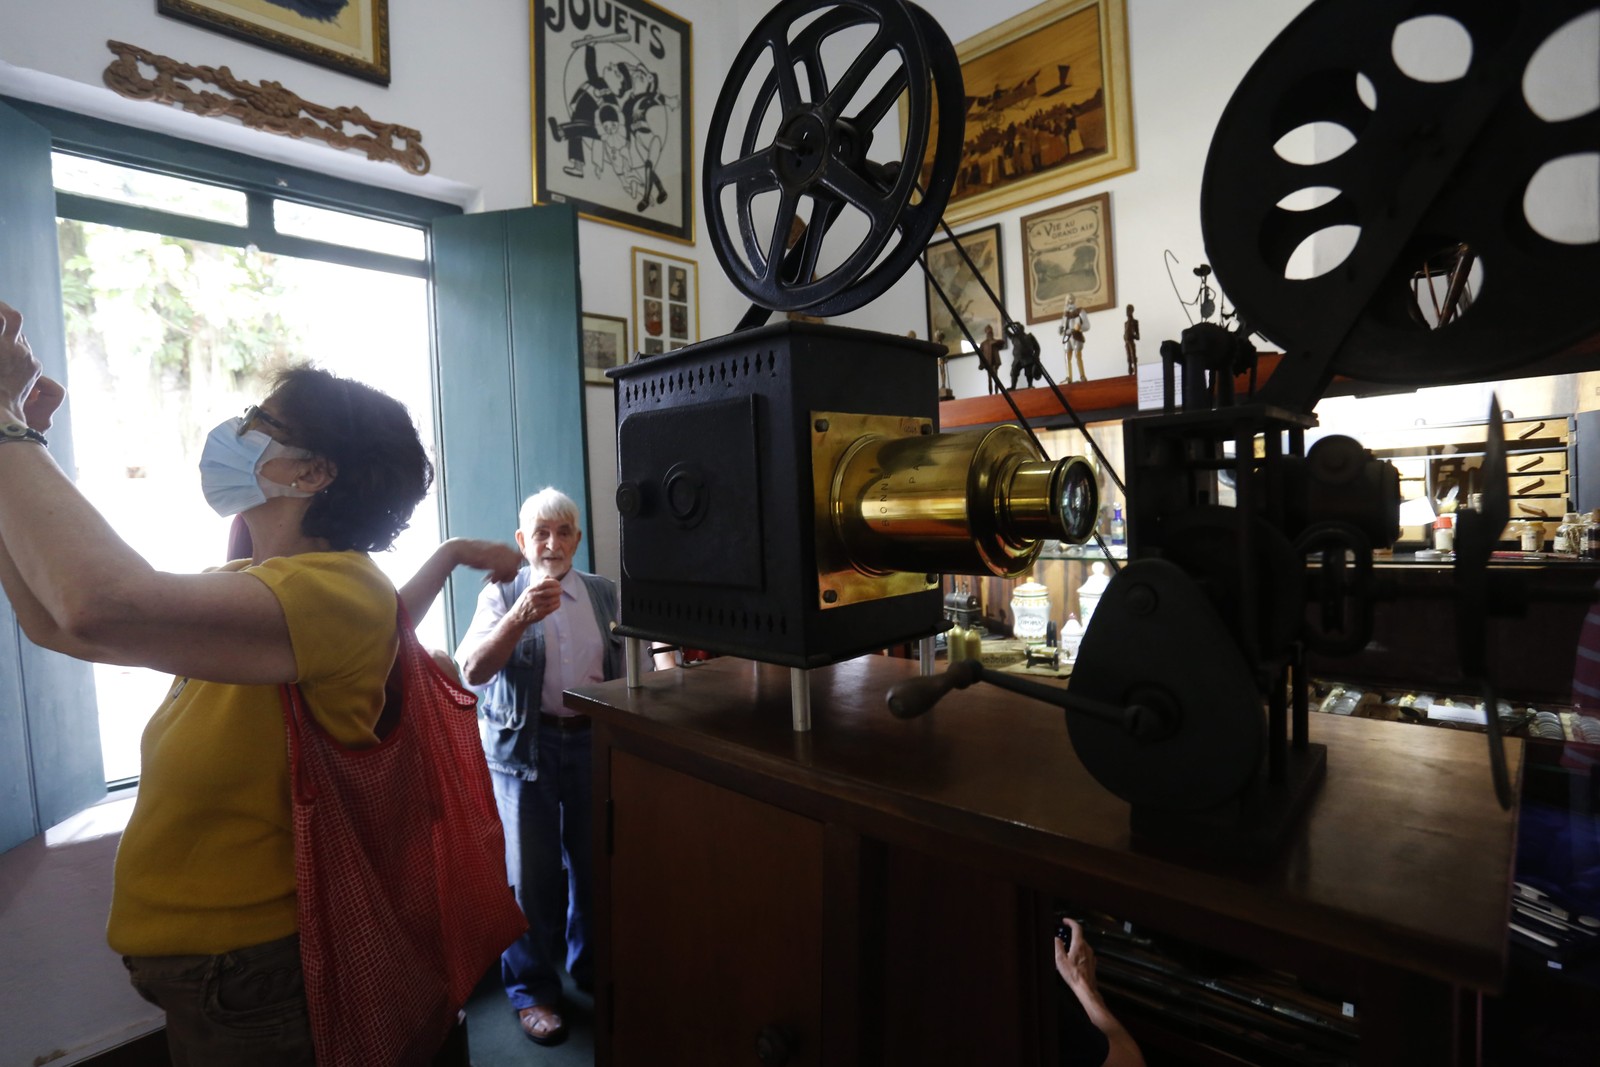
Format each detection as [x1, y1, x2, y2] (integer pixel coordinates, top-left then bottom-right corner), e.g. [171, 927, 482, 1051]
[625, 636, 644, 688]
[918, 636, 936, 677]
[789, 667, 812, 732]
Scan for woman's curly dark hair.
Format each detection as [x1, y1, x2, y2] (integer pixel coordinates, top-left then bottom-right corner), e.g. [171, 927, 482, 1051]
[267, 366, 433, 552]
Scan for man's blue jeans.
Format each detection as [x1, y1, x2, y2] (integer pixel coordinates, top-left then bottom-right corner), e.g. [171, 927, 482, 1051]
[491, 723, 594, 1009]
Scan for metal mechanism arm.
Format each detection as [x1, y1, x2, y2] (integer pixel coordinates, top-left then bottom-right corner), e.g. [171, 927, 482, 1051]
[886, 658, 1173, 742]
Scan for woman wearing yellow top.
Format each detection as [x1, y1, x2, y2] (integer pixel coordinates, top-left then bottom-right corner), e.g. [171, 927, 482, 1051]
[0, 299, 518, 1065]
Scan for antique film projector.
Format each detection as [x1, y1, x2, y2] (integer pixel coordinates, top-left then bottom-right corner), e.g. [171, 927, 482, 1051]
[610, 0, 1600, 851]
[610, 0, 1101, 696]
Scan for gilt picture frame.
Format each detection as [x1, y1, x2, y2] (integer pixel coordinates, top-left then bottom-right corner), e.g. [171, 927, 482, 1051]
[1021, 191, 1115, 324]
[156, 0, 391, 85]
[533, 0, 694, 243]
[912, 0, 1133, 225]
[632, 248, 698, 355]
[924, 224, 1004, 356]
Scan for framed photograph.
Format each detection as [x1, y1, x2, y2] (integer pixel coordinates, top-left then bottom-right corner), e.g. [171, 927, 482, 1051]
[1020, 192, 1115, 324]
[912, 0, 1133, 225]
[924, 224, 1004, 356]
[632, 247, 698, 354]
[156, 0, 390, 85]
[533, 0, 693, 243]
[580, 312, 629, 385]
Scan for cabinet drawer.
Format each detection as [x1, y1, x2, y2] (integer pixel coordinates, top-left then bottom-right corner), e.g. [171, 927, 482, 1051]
[1505, 418, 1567, 446]
[1510, 498, 1565, 520]
[1509, 474, 1564, 497]
[1508, 451, 1567, 474]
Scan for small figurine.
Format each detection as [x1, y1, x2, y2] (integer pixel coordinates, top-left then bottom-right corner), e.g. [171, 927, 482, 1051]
[1006, 322, 1044, 390]
[1123, 304, 1140, 376]
[931, 330, 954, 399]
[977, 323, 1007, 395]
[1059, 294, 1089, 382]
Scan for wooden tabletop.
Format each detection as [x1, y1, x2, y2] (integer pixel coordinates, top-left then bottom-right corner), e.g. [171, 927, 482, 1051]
[569, 653, 1519, 993]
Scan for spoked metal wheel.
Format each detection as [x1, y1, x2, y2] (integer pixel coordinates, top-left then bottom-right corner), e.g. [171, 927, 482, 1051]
[1200, 0, 1600, 411]
[703, 0, 964, 317]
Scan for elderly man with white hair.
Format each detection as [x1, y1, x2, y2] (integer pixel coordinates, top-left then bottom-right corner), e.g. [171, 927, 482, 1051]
[457, 487, 621, 1048]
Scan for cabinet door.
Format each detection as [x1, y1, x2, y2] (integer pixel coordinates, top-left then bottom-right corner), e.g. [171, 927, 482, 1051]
[609, 751, 825, 1065]
[880, 845, 1041, 1067]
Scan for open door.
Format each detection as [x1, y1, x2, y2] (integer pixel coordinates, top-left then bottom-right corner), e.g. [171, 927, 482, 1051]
[432, 203, 590, 648]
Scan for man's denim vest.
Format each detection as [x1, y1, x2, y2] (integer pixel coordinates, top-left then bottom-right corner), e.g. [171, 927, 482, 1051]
[472, 568, 623, 781]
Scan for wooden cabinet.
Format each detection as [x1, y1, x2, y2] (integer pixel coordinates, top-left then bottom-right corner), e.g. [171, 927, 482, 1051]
[595, 723, 1042, 1067]
[574, 655, 1520, 1066]
[606, 751, 827, 1064]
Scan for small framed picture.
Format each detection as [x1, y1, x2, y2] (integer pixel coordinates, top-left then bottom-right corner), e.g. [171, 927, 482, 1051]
[580, 312, 628, 385]
[632, 247, 698, 352]
[1020, 191, 1115, 324]
[924, 223, 1003, 355]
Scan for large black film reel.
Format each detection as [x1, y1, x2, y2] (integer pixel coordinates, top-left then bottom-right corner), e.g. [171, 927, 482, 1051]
[1202, 0, 1600, 412]
[704, 0, 964, 317]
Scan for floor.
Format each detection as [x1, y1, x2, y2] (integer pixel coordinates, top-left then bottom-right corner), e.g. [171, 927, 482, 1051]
[461, 965, 595, 1066]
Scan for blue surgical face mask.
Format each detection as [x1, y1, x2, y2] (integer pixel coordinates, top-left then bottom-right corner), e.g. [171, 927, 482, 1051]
[198, 416, 317, 517]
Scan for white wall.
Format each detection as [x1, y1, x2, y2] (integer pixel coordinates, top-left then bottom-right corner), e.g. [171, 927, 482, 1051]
[0, 0, 533, 210]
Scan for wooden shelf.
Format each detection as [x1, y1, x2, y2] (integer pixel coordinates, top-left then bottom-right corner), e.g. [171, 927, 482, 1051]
[940, 374, 1137, 429]
[942, 354, 1285, 429]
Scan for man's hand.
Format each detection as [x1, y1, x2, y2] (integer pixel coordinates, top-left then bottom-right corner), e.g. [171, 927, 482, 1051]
[512, 576, 562, 627]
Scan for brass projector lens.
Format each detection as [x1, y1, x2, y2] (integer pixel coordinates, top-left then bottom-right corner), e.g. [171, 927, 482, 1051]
[828, 424, 1098, 580]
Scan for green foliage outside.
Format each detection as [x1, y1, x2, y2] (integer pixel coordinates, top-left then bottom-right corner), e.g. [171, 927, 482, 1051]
[56, 219, 304, 475]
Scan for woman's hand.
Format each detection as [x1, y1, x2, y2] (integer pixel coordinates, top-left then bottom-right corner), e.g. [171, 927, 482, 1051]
[1054, 917, 1098, 997]
[450, 538, 524, 584]
[0, 301, 44, 423]
[24, 376, 66, 432]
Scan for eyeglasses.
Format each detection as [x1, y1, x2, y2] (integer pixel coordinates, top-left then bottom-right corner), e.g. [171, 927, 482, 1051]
[237, 404, 290, 438]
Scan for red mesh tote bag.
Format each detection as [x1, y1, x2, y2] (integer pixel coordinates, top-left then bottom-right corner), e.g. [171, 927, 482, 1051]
[281, 598, 526, 1067]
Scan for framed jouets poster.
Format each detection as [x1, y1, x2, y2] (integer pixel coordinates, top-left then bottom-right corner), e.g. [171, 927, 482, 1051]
[533, 0, 694, 243]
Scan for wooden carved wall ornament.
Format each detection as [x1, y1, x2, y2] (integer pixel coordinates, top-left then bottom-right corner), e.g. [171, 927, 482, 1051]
[102, 40, 429, 175]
